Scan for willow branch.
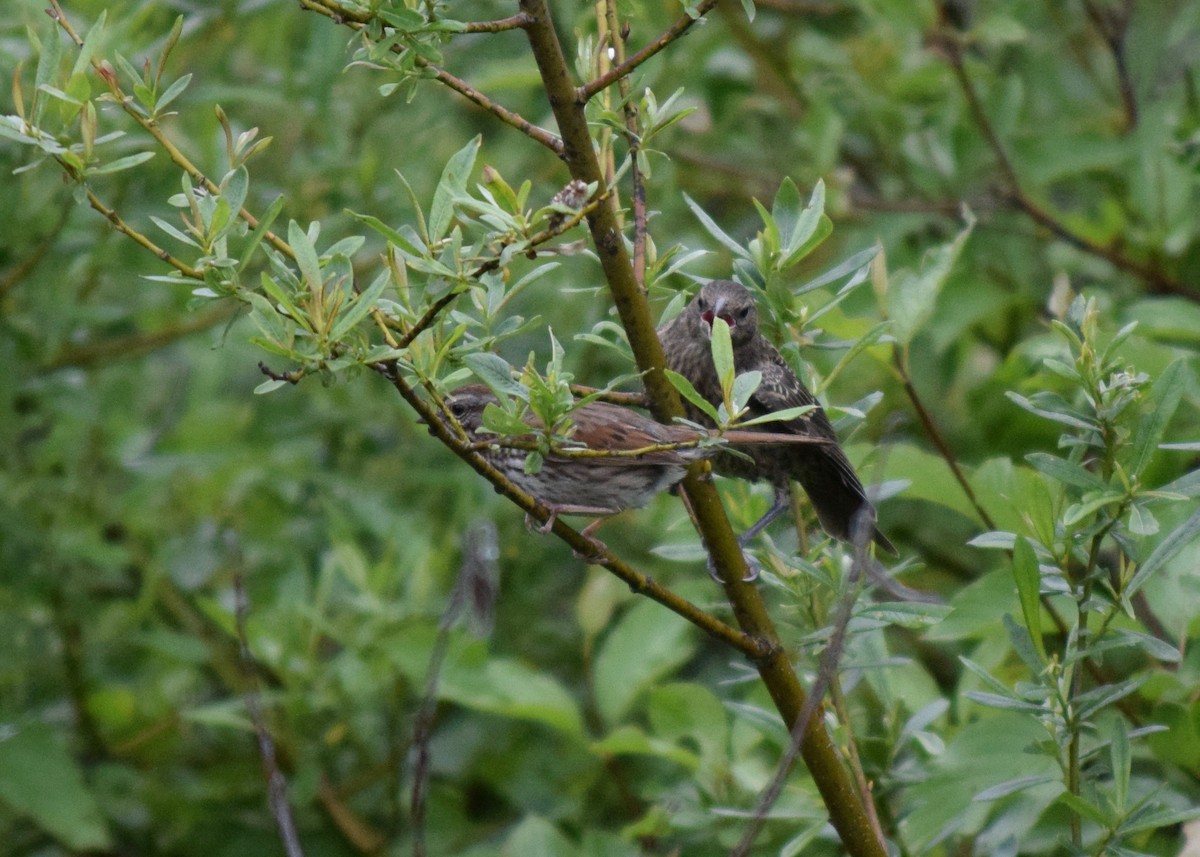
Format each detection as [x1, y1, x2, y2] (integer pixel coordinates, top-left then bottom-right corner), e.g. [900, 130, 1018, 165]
[47, 1, 293, 260]
[1083, 0, 1137, 129]
[892, 350, 996, 530]
[296, 0, 562, 155]
[395, 189, 606, 348]
[580, 0, 720, 101]
[380, 364, 772, 659]
[81, 183, 203, 279]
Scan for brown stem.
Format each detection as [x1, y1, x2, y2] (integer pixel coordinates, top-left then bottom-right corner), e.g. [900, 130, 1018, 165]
[44, 305, 236, 371]
[893, 350, 996, 530]
[580, 0, 720, 101]
[81, 184, 203, 279]
[1083, 0, 1137, 129]
[940, 32, 1190, 298]
[463, 13, 532, 33]
[297, 0, 562, 155]
[606, 1, 648, 289]
[231, 545, 306, 857]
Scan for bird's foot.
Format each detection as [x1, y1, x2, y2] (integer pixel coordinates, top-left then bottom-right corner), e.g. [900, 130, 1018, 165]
[525, 509, 559, 534]
[572, 519, 609, 561]
[706, 550, 761, 583]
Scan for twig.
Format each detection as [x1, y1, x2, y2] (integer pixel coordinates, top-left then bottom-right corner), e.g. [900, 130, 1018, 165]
[580, 0, 720, 101]
[0, 196, 73, 298]
[893, 351, 996, 530]
[44, 305, 236, 371]
[230, 538, 306, 857]
[296, 0, 562, 155]
[939, 30, 1189, 298]
[80, 183, 203, 279]
[1083, 0, 1137, 129]
[463, 14, 531, 33]
[410, 521, 499, 857]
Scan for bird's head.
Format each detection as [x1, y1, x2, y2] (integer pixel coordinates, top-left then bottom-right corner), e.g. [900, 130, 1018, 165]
[690, 280, 758, 346]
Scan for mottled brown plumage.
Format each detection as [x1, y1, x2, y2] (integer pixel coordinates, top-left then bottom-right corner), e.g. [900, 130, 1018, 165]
[657, 280, 895, 553]
[439, 384, 832, 538]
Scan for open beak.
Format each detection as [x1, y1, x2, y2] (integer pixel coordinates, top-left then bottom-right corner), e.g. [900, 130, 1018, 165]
[700, 297, 736, 336]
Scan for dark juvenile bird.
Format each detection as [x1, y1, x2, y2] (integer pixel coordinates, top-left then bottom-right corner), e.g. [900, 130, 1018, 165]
[657, 279, 895, 554]
[438, 383, 831, 543]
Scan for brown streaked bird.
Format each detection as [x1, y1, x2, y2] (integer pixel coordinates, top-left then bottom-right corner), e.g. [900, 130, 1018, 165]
[657, 279, 896, 554]
[437, 384, 832, 545]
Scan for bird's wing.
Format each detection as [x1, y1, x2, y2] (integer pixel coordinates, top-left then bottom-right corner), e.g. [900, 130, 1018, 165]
[747, 356, 839, 441]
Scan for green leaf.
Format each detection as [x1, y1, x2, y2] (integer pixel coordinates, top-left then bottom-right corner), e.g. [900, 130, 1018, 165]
[503, 816, 578, 857]
[683, 193, 752, 260]
[429, 134, 480, 241]
[729, 370, 761, 416]
[593, 599, 697, 725]
[86, 150, 155, 176]
[1054, 790, 1113, 826]
[440, 657, 584, 737]
[736, 404, 814, 427]
[1110, 718, 1130, 814]
[664, 370, 720, 424]
[328, 271, 389, 340]
[1024, 452, 1106, 492]
[238, 194, 284, 273]
[974, 775, 1059, 801]
[462, 352, 520, 397]
[0, 724, 112, 850]
[245, 290, 290, 345]
[255, 379, 287, 394]
[288, 220, 322, 289]
[778, 179, 832, 269]
[888, 210, 974, 345]
[1011, 536, 1045, 661]
[1127, 358, 1187, 479]
[1127, 508, 1200, 597]
[150, 215, 200, 248]
[259, 272, 307, 332]
[221, 166, 249, 217]
[710, 316, 734, 400]
[155, 72, 193, 112]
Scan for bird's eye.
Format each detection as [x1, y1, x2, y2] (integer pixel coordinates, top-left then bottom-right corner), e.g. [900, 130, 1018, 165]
[450, 402, 468, 419]
[737, 306, 751, 320]
[696, 296, 708, 311]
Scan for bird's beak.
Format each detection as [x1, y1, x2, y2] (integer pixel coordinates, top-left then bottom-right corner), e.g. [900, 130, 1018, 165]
[700, 297, 735, 337]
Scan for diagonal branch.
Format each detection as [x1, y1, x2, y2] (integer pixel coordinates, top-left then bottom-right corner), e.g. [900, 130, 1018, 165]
[938, 29, 1190, 299]
[580, 0, 720, 101]
[296, 0, 562, 155]
[383, 364, 772, 660]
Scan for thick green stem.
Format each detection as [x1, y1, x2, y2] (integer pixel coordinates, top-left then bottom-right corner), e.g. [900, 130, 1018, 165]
[517, 3, 885, 855]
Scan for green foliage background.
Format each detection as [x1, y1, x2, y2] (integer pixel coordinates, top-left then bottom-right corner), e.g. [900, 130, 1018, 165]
[2, 1, 1199, 856]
